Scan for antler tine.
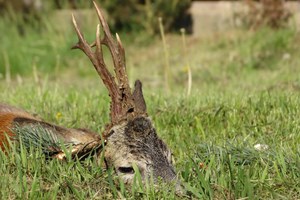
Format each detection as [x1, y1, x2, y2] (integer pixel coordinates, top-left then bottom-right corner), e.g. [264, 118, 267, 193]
[72, 13, 122, 122]
[95, 24, 102, 55]
[71, 14, 94, 57]
[116, 33, 126, 69]
[93, 1, 130, 90]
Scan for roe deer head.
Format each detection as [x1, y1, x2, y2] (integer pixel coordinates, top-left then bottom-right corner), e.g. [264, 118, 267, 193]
[71, 1, 181, 190]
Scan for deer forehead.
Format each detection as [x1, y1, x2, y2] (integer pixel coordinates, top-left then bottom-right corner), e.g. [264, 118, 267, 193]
[108, 117, 154, 138]
[105, 117, 171, 163]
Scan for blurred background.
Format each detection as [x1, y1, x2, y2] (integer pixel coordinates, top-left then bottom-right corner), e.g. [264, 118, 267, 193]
[0, 0, 300, 94]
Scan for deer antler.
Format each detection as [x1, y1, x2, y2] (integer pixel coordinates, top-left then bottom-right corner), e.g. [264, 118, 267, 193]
[72, 1, 146, 132]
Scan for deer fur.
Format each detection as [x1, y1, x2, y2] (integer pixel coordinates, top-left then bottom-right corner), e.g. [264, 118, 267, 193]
[0, 104, 101, 157]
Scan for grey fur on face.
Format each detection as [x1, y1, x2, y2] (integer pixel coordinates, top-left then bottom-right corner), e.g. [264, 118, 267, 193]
[104, 117, 177, 185]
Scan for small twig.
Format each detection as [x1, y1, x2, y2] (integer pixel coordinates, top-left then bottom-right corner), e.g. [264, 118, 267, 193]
[32, 63, 39, 84]
[3, 51, 11, 84]
[55, 55, 61, 78]
[32, 59, 42, 96]
[158, 17, 170, 93]
[180, 28, 192, 97]
[16, 74, 23, 86]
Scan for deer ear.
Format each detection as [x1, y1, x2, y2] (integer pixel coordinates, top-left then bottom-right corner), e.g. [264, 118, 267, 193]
[133, 80, 147, 114]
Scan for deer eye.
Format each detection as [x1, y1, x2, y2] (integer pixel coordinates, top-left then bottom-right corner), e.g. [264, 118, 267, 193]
[118, 167, 134, 174]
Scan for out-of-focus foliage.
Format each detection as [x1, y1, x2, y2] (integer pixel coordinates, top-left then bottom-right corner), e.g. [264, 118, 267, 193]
[239, 0, 292, 30]
[99, 0, 192, 34]
[0, 0, 92, 11]
[51, 0, 93, 9]
[0, 0, 43, 15]
[0, 0, 192, 34]
[0, 0, 44, 35]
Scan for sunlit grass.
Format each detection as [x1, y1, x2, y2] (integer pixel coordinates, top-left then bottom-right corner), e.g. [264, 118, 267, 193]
[0, 81, 299, 199]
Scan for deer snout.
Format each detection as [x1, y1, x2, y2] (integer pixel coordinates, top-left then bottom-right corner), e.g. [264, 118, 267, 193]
[175, 181, 186, 196]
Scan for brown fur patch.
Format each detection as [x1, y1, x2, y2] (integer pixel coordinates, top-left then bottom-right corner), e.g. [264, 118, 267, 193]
[0, 107, 38, 151]
[0, 113, 17, 151]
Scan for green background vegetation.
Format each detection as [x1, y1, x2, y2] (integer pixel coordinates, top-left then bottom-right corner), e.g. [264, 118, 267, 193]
[0, 1, 300, 199]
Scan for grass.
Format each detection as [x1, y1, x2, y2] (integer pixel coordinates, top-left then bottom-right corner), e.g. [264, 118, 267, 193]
[0, 84, 299, 199]
[0, 10, 300, 199]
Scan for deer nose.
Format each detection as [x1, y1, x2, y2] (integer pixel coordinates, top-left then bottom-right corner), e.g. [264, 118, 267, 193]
[165, 174, 186, 196]
[174, 181, 186, 196]
[175, 184, 186, 196]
